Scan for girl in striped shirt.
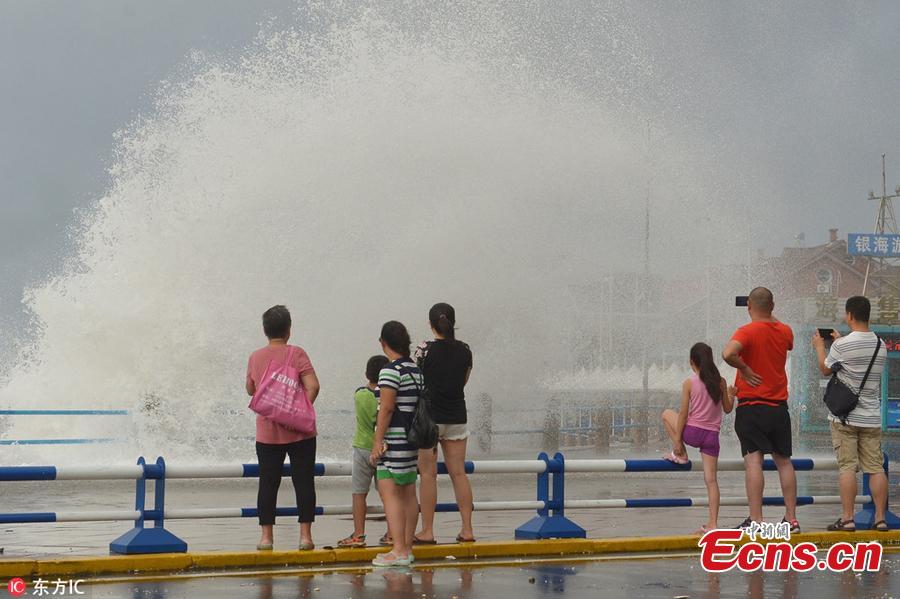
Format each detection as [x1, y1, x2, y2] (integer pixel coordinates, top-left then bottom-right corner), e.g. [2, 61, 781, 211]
[370, 321, 423, 567]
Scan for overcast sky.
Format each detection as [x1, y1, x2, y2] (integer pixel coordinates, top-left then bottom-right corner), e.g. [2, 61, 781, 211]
[2, 1, 899, 347]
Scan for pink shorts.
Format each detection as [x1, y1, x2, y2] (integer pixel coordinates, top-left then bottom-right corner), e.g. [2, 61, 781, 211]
[683, 424, 720, 457]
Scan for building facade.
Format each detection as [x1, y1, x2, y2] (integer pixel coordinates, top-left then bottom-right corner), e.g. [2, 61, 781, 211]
[767, 229, 900, 433]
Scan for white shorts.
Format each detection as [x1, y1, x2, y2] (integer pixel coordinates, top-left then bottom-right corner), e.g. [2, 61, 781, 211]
[438, 423, 469, 441]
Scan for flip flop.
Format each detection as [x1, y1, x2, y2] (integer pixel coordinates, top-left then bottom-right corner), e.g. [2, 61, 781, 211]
[256, 542, 273, 551]
[827, 518, 856, 532]
[663, 452, 689, 465]
[298, 542, 315, 551]
[413, 535, 437, 545]
[455, 535, 476, 543]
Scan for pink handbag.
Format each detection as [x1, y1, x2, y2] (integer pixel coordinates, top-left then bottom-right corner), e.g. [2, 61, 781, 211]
[248, 346, 317, 434]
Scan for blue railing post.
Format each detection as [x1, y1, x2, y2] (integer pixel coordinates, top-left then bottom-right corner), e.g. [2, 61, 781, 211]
[515, 452, 586, 539]
[110, 456, 187, 554]
[854, 452, 900, 530]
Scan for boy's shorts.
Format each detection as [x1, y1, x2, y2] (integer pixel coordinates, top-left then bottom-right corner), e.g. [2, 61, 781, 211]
[351, 446, 376, 494]
[830, 421, 884, 474]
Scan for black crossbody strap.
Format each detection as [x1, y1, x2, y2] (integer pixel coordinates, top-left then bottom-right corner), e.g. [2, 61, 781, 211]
[857, 337, 881, 395]
[399, 363, 423, 396]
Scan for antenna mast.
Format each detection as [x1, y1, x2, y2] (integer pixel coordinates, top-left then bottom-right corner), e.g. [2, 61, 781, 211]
[862, 154, 900, 296]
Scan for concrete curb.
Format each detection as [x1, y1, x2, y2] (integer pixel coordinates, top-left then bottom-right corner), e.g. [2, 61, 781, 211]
[1, 532, 898, 579]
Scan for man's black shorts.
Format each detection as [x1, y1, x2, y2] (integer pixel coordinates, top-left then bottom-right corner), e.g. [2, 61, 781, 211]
[734, 400, 792, 457]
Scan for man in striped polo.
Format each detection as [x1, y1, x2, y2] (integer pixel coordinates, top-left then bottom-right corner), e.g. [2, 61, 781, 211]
[813, 295, 889, 531]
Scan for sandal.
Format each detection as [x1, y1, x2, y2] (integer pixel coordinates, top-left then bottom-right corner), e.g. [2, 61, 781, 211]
[413, 535, 437, 545]
[455, 534, 476, 543]
[873, 520, 890, 532]
[663, 452, 689, 465]
[827, 518, 856, 532]
[372, 551, 411, 567]
[694, 525, 710, 536]
[256, 542, 273, 551]
[298, 542, 315, 551]
[379, 533, 393, 546]
[337, 533, 367, 548]
[781, 518, 801, 534]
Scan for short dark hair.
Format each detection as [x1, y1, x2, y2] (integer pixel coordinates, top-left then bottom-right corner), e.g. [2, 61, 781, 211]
[749, 287, 774, 313]
[845, 296, 871, 323]
[380, 321, 411, 356]
[366, 355, 389, 383]
[262, 305, 291, 339]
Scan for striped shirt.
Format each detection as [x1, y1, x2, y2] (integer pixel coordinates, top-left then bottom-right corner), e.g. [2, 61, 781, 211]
[824, 331, 887, 428]
[376, 358, 423, 479]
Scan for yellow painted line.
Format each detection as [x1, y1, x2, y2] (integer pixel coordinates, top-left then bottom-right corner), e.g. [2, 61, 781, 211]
[1, 532, 898, 579]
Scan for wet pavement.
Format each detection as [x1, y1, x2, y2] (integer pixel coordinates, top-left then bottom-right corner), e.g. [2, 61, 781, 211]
[56, 554, 900, 599]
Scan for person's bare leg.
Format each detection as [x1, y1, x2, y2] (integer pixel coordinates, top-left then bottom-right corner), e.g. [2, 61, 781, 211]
[377, 478, 409, 558]
[442, 438, 475, 540]
[771, 452, 797, 522]
[376, 482, 392, 541]
[868, 472, 888, 523]
[836, 472, 857, 524]
[744, 451, 764, 522]
[416, 448, 438, 542]
[259, 524, 274, 546]
[403, 483, 419, 549]
[661, 410, 686, 457]
[299, 522, 312, 546]
[352, 493, 368, 536]
[701, 453, 719, 529]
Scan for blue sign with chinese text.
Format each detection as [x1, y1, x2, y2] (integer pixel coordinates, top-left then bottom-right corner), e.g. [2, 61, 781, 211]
[848, 233, 900, 257]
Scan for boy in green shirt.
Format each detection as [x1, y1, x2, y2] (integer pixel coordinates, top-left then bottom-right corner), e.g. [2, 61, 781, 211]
[338, 355, 390, 548]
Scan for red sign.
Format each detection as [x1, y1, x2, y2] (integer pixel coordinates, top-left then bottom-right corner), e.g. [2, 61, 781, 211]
[879, 333, 900, 352]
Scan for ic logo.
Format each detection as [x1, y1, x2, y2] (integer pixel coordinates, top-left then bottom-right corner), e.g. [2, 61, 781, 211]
[7, 577, 27, 597]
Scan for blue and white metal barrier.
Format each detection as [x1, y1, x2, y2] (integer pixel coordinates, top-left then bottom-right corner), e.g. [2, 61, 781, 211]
[0, 453, 895, 553]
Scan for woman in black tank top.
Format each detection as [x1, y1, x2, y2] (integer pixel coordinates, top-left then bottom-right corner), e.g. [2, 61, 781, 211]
[414, 303, 475, 544]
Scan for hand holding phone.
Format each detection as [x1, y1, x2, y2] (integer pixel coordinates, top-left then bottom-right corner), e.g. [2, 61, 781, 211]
[817, 328, 835, 341]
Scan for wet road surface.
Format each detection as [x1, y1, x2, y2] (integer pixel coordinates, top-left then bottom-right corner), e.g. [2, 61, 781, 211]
[73, 553, 900, 599]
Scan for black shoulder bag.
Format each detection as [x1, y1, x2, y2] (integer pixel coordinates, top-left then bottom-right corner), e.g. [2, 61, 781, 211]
[823, 339, 880, 425]
[401, 365, 439, 450]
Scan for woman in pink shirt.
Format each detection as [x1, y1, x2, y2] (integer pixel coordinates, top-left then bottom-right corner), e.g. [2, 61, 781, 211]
[246, 305, 321, 550]
[661, 342, 734, 533]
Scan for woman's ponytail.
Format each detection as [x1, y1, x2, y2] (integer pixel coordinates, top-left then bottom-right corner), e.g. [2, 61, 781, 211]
[690, 342, 723, 404]
[429, 302, 456, 341]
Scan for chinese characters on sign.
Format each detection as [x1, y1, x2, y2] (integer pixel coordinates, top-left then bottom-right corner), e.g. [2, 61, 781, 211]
[811, 295, 900, 325]
[848, 233, 900, 257]
[877, 295, 900, 325]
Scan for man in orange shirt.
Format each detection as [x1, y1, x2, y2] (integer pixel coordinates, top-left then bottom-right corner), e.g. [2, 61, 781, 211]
[722, 287, 799, 533]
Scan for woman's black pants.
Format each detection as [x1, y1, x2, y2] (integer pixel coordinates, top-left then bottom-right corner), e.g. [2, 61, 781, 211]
[256, 437, 317, 525]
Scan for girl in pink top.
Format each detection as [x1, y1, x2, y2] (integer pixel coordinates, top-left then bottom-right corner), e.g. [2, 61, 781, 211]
[661, 342, 735, 533]
[245, 305, 320, 551]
